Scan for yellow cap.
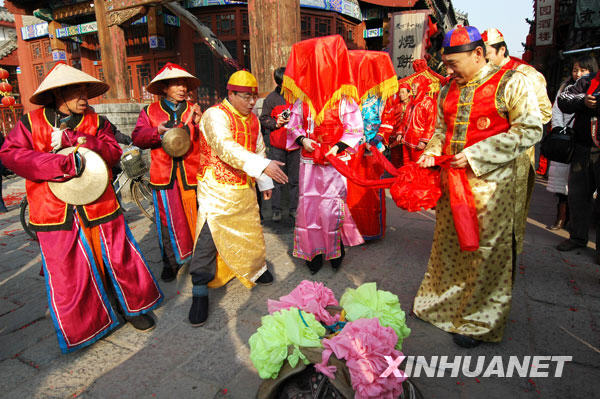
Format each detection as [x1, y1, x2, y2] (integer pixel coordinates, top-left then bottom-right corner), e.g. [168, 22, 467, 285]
[226, 70, 258, 94]
[482, 28, 505, 46]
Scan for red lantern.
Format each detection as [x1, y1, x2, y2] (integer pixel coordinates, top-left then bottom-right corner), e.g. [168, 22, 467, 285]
[2, 96, 15, 106]
[0, 68, 8, 80]
[0, 82, 12, 93]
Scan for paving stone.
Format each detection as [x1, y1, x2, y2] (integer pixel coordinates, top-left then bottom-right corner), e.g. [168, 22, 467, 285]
[144, 372, 221, 399]
[0, 297, 21, 316]
[0, 358, 38, 393]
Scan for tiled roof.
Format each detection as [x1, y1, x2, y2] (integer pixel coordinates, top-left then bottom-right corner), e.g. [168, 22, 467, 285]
[0, 7, 15, 23]
[0, 28, 17, 60]
[0, 39, 17, 60]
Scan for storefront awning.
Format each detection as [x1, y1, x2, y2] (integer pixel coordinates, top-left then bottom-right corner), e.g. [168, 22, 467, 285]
[360, 0, 418, 7]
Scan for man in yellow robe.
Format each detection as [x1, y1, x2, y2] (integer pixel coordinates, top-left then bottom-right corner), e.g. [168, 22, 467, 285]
[188, 71, 288, 326]
[483, 28, 552, 254]
[414, 26, 543, 348]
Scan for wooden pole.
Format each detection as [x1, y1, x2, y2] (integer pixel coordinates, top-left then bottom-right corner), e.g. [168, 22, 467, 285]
[93, 0, 130, 100]
[248, 0, 300, 96]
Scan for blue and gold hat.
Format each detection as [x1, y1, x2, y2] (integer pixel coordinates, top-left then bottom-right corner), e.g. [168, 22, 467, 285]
[442, 25, 485, 55]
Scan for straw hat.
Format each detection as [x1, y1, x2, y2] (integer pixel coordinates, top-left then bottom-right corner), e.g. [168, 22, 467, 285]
[146, 63, 201, 95]
[30, 62, 109, 106]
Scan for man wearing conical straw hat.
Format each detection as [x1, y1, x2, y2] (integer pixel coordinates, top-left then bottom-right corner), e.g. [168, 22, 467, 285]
[132, 63, 202, 283]
[187, 70, 287, 326]
[0, 62, 163, 353]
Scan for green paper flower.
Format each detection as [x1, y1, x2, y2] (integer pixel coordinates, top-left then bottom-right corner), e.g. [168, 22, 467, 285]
[340, 282, 411, 350]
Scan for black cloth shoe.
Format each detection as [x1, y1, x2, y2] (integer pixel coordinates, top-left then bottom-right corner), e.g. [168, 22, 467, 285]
[256, 269, 274, 285]
[161, 263, 177, 282]
[556, 239, 585, 252]
[452, 334, 481, 348]
[189, 296, 209, 327]
[306, 255, 323, 275]
[330, 243, 345, 270]
[126, 313, 155, 332]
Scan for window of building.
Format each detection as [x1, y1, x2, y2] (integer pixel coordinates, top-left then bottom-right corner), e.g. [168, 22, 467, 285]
[316, 17, 331, 37]
[31, 42, 41, 60]
[301, 15, 311, 37]
[42, 39, 52, 57]
[242, 11, 249, 34]
[216, 13, 236, 36]
[199, 15, 212, 30]
[71, 59, 81, 70]
[137, 63, 153, 101]
[34, 64, 45, 85]
[242, 40, 251, 69]
[126, 25, 149, 56]
[223, 40, 237, 61]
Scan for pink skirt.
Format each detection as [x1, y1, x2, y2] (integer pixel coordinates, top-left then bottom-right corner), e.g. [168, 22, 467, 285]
[293, 159, 364, 260]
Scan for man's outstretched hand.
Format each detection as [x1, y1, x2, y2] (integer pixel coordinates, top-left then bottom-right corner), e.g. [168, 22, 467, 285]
[264, 160, 288, 184]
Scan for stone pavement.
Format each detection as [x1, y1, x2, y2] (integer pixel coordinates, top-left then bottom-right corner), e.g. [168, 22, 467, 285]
[1, 174, 599, 399]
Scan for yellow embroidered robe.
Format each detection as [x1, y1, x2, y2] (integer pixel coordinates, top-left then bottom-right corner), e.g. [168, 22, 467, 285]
[196, 99, 273, 288]
[413, 64, 543, 342]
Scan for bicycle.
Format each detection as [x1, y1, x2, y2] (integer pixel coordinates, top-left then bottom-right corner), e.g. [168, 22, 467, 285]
[20, 146, 154, 241]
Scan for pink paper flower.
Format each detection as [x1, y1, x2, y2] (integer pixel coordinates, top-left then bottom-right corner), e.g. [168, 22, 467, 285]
[315, 318, 406, 399]
[267, 280, 340, 325]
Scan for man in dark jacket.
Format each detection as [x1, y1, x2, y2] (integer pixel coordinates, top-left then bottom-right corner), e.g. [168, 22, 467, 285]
[259, 67, 299, 222]
[556, 66, 600, 262]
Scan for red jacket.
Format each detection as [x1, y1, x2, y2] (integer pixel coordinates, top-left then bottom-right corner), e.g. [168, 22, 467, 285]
[0, 107, 122, 230]
[132, 99, 200, 190]
[269, 104, 292, 150]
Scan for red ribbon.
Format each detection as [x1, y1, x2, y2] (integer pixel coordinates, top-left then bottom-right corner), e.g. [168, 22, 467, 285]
[325, 148, 479, 251]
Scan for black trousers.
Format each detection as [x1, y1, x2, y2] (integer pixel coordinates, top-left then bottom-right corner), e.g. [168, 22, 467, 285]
[567, 144, 600, 249]
[188, 222, 217, 286]
[160, 220, 180, 268]
[269, 147, 300, 212]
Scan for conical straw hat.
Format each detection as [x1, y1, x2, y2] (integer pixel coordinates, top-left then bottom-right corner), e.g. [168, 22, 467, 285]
[146, 63, 201, 95]
[30, 62, 109, 105]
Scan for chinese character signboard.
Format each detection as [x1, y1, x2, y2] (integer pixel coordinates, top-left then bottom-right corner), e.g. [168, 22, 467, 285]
[390, 11, 429, 78]
[575, 0, 600, 28]
[536, 0, 555, 46]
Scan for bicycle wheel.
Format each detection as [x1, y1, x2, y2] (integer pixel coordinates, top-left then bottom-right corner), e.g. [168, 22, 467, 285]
[131, 178, 155, 222]
[19, 197, 37, 241]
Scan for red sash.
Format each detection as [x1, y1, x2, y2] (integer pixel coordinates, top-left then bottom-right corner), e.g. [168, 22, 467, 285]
[26, 108, 121, 230]
[146, 100, 199, 190]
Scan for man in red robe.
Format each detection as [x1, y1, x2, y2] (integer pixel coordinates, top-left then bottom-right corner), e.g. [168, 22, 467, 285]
[379, 82, 411, 168]
[132, 63, 203, 282]
[0, 63, 162, 353]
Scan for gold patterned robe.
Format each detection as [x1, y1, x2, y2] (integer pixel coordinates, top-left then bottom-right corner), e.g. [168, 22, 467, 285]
[413, 64, 543, 342]
[501, 58, 552, 254]
[196, 100, 273, 288]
